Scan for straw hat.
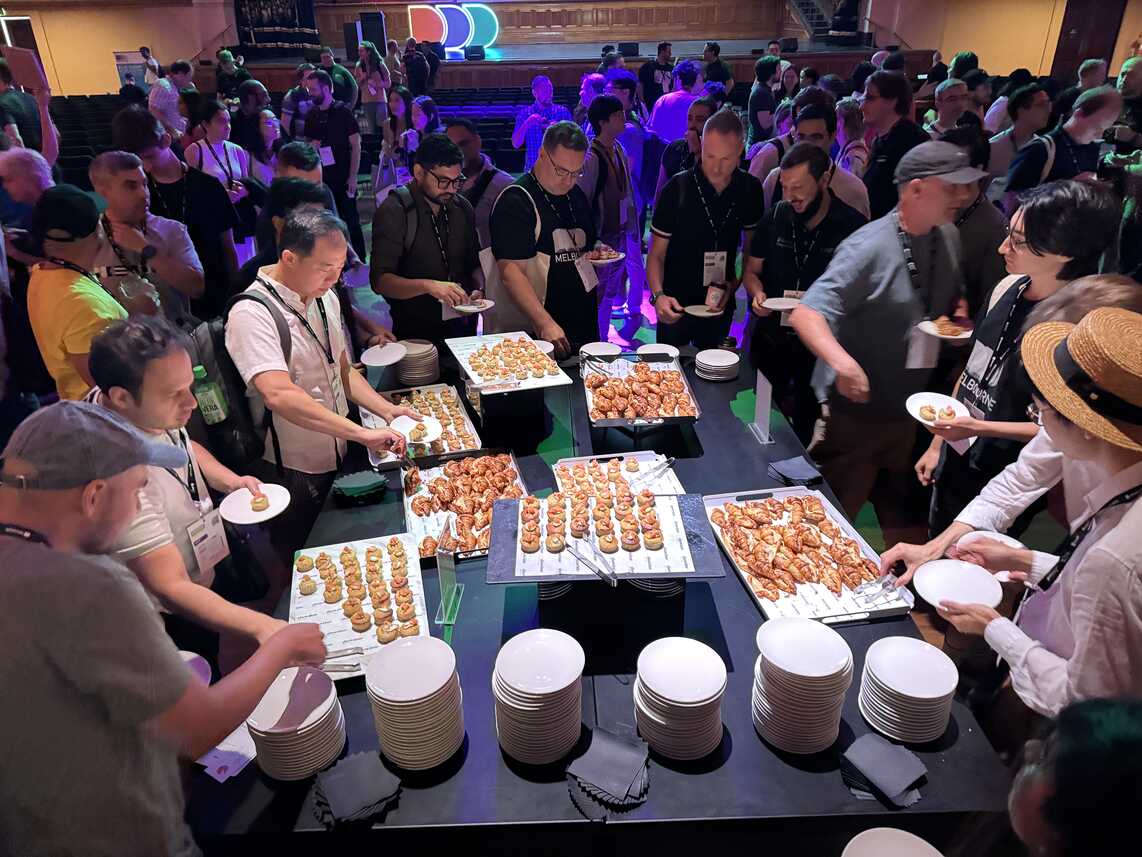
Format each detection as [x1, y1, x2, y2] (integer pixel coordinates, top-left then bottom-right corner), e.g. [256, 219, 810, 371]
[1021, 308, 1142, 452]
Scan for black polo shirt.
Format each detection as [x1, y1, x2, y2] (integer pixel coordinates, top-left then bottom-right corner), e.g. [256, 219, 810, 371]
[1007, 126, 1100, 193]
[651, 165, 765, 305]
[371, 183, 481, 344]
[864, 117, 930, 219]
[302, 101, 358, 190]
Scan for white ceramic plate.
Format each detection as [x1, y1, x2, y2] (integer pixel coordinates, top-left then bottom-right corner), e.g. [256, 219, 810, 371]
[361, 341, 408, 367]
[684, 304, 724, 318]
[587, 250, 626, 265]
[842, 827, 945, 857]
[453, 298, 495, 314]
[364, 636, 456, 703]
[534, 340, 555, 355]
[762, 297, 801, 312]
[218, 483, 291, 525]
[864, 636, 959, 700]
[917, 318, 973, 341]
[247, 667, 336, 734]
[914, 558, 1003, 609]
[580, 341, 622, 358]
[180, 650, 212, 684]
[695, 348, 740, 368]
[956, 530, 1026, 550]
[637, 637, 727, 704]
[495, 628, 585, 696]
[755, 617, 852, 678]
[905, 392, 970, 425]
[389, 414, 443, 443]
[635, 342, 680, 359]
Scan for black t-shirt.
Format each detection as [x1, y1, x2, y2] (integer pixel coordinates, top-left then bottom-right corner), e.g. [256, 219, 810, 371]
[1007, 126, 1099, 193]
[864, 118, 930, 219]
[405, 52, 431, 96]
[303, 101, 358, 188]
[490, 173, 598, 348]
[0, 90, 40, 151]
[705, 59, 733, 85]
[119, 83, 147, 105]
[639, 61, 674, 107]
[651, 166, 765, 305]
[371, 185, 481, 344]
[747, 83, 776, 146]
[660, 138, 696, 182]
[216, 66, 252, 101]
[229, 109, 262, 156]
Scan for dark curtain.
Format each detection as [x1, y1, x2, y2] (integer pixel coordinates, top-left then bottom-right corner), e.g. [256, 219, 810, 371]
[234, 0, 320, 57]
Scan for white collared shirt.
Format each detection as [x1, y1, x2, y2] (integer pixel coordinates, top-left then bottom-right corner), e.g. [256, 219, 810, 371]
[225, 269, 349, 474]
[982, 458, 1142, 717]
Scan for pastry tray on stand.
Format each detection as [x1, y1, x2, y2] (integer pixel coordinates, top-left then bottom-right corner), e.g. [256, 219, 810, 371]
[553, 450, 685, 496]
[703, 487, 913, 625]
[445, 331, 574, 396]
[581, 352, 702, 429]
[359, 382, 482, 470]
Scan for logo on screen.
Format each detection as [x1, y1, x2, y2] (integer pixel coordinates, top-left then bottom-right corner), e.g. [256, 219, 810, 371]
[408, 3, 500, 50]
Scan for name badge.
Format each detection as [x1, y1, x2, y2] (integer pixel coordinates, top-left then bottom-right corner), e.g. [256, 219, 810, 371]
[319, 146, 336, 167]
[703, 251, 728, 287]
[555, 227, 598, 293]
[780, 289, 805, 328]
[187, 508, 230, 573]
[906, 324, 940, 370]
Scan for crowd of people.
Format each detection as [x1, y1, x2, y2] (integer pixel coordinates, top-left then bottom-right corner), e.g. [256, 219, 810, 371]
[0, 32, 1141, 857]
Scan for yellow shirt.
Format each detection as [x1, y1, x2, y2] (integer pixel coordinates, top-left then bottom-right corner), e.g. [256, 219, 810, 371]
[28, 265, 127, 400]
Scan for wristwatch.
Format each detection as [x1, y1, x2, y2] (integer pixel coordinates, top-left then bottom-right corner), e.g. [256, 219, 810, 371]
[651, 292, 666, 304]
[140, 244, 158, 261]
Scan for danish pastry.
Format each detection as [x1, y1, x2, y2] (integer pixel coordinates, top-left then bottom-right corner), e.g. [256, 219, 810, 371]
[295, 555, 314, 573]
[377, 622, 399, 643]
[399, 618, 420, 637]
[397, 601, 416, 621]
[350, 611, 372, 632]
[249, 493, 269, 512]
[298, 575, 317, 595]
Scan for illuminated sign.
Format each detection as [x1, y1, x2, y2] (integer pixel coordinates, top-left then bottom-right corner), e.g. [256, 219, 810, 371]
[409, 3, 499, 49]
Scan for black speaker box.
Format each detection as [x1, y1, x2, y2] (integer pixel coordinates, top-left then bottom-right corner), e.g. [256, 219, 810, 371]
[464, 45, 486, 61]
[359, 11, 388, 50]
[780, 37, 799, 53]
[342, 23, 360, 60]
[618, 42, 639, 57]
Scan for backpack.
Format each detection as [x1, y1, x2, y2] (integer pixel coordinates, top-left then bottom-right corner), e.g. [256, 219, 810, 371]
[1034, 134, 1057, 185]
[186, 292, 292, 473]
[392, 184, 419, 254]
[639, 129, 668, 206]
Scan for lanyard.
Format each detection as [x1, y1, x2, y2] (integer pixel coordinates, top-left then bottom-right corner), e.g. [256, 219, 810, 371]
[47, 257, 99, 283]
[258, 277, 336, 366]
[203, 140, 235, 186]
[976, 277, 1031, 387]
[693, 170, 735, 241]
[428, 204, 451, 279]
[534, 177, 579, 232]
[164, 429, 203, 506]
[954, 193, 985, 228]
[102, 215, 150, 279]
[1038, 483, 1142, 592]
[0, 523, 51, 547]
[894, 212, 938, 312]
[150, 172, 187, 223]
[783, 203, 824, 291]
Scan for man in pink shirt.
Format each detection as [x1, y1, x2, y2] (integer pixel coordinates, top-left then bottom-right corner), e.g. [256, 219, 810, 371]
[649, 60, 704, 143]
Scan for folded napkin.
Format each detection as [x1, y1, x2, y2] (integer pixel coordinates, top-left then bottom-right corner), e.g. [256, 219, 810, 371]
[767, 456, 823, 486]
[841, 734, 926, 808]
[567, 728, 649, 817]
[313, 752, 401, 826]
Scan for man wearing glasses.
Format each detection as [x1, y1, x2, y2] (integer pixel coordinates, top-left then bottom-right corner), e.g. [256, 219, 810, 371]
[371, 133, 482, 347]
[860, 70, 930, 219]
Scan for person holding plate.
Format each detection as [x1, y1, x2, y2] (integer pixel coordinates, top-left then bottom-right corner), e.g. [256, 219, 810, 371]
[916, 181, 1120, 536]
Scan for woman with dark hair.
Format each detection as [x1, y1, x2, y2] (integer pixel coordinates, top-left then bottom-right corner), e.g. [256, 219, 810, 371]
[405, 95, 440, 156]
[387, 84, 413, 145]
[176, 89, 206, 153]
[775, 64, 800, 104]
[849, 61, 876, 98]
[355, 40, 391, 135]
[185, 99, 250, 205]
[246, 109, 283, 185]
[914, 180, 1122, 534]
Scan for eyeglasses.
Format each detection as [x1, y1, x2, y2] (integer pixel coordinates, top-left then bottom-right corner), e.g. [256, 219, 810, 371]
[543, 150, 583, 180]
[1005, 226, 1029, 249]
[1026, 401, 1057, 426]
[428, 169, 466, 189]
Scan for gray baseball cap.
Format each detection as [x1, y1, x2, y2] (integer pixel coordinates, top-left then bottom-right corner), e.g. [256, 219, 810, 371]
[0, 401, 187, 490]
[895, 141, 989, 184]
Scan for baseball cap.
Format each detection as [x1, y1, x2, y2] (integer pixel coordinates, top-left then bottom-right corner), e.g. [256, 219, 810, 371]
[0, 401, 187, 491]
[894, 141, 988, 184]
[30, 184, 106, 244]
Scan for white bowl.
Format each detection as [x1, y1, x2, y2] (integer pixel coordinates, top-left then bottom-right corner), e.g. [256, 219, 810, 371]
[914, 558, 1003, 610]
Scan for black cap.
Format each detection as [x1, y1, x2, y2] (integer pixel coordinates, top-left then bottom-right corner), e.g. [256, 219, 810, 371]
[30, 184, 105, 243]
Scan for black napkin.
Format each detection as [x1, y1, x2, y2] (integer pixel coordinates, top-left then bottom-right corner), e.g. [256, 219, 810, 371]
[566, 728, 649, 816]
[841, 734, 926, 808]
[313, 752, 401, 826]
[767, 456, 822, 486]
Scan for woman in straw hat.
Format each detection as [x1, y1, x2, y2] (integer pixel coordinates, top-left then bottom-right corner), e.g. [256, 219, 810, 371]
[932, 306, 1142, 719]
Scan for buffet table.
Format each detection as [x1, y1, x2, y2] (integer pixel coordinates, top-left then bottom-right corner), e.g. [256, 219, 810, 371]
[187, 357, 1011, 853]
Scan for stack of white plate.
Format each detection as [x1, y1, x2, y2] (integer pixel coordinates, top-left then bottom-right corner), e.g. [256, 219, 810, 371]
[493, 628, 585, 765]
[628, 577, 685, 598]
[365, 636, 465, 771]
[537, 581, 573, 600]
[246, 667, 346, 781]
[859, 637, 958, 743]
[634, 637, 726, 760]
[751, 618, 853, 754]
[695, 349, 740, 382]
[397, 339, 439, 385]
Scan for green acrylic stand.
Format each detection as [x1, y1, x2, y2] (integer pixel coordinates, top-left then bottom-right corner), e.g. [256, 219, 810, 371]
[434, 547, 465, 626]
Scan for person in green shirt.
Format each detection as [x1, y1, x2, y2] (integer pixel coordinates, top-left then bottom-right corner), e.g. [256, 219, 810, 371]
[319, 46, 359, 108]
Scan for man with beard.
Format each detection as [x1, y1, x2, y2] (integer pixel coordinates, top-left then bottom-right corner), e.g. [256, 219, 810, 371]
[744, 143, 866, 443]
[371, 133, 482, 348]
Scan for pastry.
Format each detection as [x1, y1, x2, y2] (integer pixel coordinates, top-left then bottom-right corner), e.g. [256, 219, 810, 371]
[370, 587, 390, 608]
[391, 572, 409, 591]
[409, 422, 427, 442]
[295, 555, 314, 573]
[933, 315, 970, 336]
[374, 606, 393, 625]
[395, 588, 414, 605]
[397, 601, 416, 621]
[599, 533, 619, 553]
[390, 555, 407, 574]
[621, 531, 641, 551]
[377, 622, 399, 644]
[595, 518, 615, 536]
[570, 516, 589, 538]
[643, 529, 664, 550]
[298, 575, 317, 595]
[918, 404, 937, 421]
[347, 582, 365, 601]
[387, 536, 405, 554]
[365, 569, 382, 585]
[419, 537, 438, 558]
[939, 405, 957, 420]
[350, 610, 372, 632]
[323, 586, 342, 604]
[546, 534, 566, 553]
[399, 618, 420, 637]
[624, 456, 640, 472]
[342, 596, 362, 617]
[521, 534, 541, 553]
[637, 489, 655, 509]
[249, 492, 269, 512]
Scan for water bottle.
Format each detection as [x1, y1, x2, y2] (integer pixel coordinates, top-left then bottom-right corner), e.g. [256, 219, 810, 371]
[192, 365, 229, 425]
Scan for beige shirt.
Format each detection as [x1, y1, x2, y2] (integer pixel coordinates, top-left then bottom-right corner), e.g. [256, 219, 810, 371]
[225, 270, 349, 474]
[761, 159, 871, 220]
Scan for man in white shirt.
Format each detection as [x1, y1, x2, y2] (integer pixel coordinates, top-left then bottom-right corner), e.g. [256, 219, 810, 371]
[148, 59, 193, 139]
[226, 208, 414, 557]
[88, 150, 203, 325]
[140, 46, 161, 86]
[924, 78, 969, 139]
[760, 103, 870, 218]
[88, 316, 284, 675]
[649, 60, 703, 143]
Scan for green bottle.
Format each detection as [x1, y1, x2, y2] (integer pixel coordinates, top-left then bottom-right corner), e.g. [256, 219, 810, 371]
[192, 365, 229, 425]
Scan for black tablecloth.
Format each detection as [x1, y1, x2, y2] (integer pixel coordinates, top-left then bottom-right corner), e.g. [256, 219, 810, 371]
[187, 358, 1010, 852]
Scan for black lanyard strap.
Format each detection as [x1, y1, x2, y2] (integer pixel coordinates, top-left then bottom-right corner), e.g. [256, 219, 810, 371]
[0, 523, 51, 547]
[955, 193, 985, 228]
[976, 277, 1031, 387]
[47, 258, 99, 283]
[258, 277, 336, 366]
[203, 139, 236, 186]
[693, 170, 735, 241]
[894, 213, 938, 312]
[1039, 483, 1142, 591]
[164, 429, 202, 505]
[102, 215, 150, 279]
[428, 204, 451, 279]
[535, 179, 578, 232]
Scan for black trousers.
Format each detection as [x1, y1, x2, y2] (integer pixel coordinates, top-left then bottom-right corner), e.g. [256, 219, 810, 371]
[749, 319, 819, 446]
[656, 302, 735, 349]
[929, 445, 1047, 539]
[330, 182, 367, 261]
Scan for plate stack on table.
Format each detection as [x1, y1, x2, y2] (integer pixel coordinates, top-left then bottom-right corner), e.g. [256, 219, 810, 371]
[364, 636, 465, 771]
[752, 618, 853, 754]
[628, 577, 685, 598]
[246, 667, 347, 781]
[695, 349, 740, 382]
[859, 637, 958, 743]
[634, 637, 726, 760]
[493, 628, 585, 765]
[397, 339, 439, 386]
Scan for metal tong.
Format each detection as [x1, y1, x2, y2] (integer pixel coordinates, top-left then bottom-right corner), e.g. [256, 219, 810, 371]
[323, 646, 365, 673]
[629, 456, 676, 490]
[564, 542, 618, 587]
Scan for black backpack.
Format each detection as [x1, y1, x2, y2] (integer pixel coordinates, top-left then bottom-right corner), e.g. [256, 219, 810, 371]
[186, 292, 291, 473]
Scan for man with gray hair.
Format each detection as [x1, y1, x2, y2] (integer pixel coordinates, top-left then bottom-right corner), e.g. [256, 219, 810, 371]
[925, 78, 970, 139]
[88, 150, 204, 323]
[0, 400, 326, 857]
